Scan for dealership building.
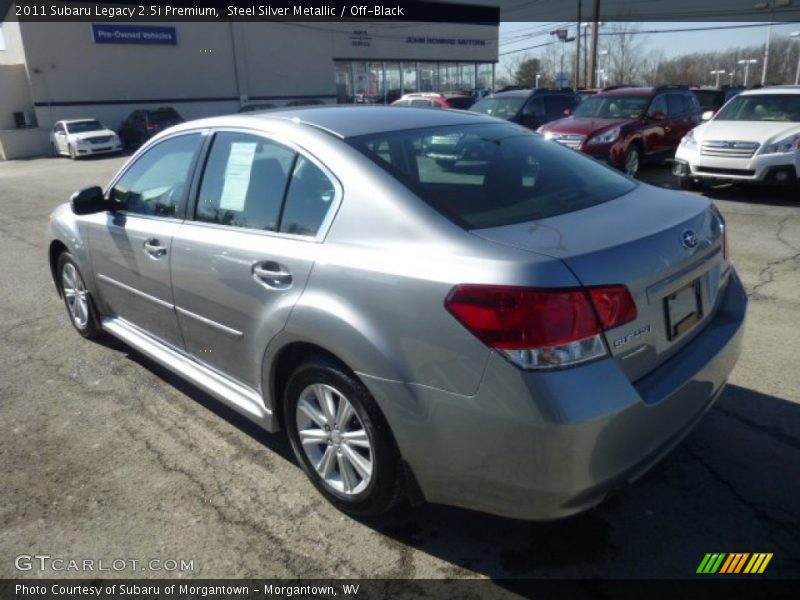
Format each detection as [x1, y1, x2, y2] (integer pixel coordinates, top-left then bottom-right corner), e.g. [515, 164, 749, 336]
[0, 13, 497, 159]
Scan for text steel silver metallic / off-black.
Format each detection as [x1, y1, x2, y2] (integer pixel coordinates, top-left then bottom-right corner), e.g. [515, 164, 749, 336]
[47, 106, 747, 520]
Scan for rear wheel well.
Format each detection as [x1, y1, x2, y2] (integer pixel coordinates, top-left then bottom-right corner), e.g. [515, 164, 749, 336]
[49, 240, 69, 295]
[270, 342, 353, 431]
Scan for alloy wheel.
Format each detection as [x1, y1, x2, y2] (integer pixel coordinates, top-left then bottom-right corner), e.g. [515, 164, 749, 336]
[625, 149, 639, 177]
[62, 262, 89, 328]
[295, 383, 373, 495]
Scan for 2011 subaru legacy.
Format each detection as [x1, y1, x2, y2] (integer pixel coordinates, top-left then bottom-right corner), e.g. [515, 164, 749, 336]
[47, 106, 746, 520]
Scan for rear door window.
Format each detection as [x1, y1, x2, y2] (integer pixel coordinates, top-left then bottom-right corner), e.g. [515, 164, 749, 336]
[667, 94, 686, 116]
[279, 157, 337, 236]
[544, 95, 574, 116]
[196, 132, 295, 231]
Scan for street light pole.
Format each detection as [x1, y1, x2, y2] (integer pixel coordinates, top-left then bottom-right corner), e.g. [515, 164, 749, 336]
[792, 31, 800, 85]
[710, 69, 725, 87]
[755, 0, 793, 85]
[738, 58, 758, 86]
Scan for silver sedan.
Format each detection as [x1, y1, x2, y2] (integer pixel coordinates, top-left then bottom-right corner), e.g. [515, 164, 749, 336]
[46, 106, 746, 520]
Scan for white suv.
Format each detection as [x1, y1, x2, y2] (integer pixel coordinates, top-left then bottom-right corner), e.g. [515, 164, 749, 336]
[673, 86, 800, 191]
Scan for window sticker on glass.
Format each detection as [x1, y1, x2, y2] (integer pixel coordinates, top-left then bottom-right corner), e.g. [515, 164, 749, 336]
[219, 142, 257, 211]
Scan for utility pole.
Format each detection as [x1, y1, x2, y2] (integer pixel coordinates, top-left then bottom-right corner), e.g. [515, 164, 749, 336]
[574, 0, 581, 89]
[588, 0, 600, 88]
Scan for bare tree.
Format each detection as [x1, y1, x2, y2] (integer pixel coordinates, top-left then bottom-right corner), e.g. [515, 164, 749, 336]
[600, 23, 649, 85]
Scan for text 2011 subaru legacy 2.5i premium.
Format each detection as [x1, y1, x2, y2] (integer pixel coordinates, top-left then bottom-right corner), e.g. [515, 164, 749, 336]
[47, 106, 746, 520]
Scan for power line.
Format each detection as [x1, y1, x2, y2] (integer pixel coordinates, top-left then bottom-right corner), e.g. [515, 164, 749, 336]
[500, 21, 800, 56]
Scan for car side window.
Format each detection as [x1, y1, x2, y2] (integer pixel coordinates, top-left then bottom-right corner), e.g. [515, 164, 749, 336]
[112, 133, 202, 218]
[648, 95, 668, 116]
[279, 156, 337, 236]
[523, 97, 546, 118]
[544, 95, 572, 115]
[667, 94, 685, 116]
[196, 132, 295, 231]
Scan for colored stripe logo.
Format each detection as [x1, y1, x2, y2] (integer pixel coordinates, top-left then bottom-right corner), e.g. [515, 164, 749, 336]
[697, 553, 773, 574]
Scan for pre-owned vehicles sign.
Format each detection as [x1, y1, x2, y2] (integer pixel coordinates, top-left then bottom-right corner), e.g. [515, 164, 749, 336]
[91, 24, 177, 45]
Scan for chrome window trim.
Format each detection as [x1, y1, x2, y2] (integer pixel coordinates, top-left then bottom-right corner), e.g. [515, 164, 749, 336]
[189, 126, 344, 244]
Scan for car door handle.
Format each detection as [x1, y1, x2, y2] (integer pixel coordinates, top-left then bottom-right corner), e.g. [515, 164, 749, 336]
[143, 238, 167, 258]
[253, 262, 292, 289]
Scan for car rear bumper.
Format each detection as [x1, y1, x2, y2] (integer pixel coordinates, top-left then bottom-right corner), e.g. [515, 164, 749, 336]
[361, 270, 747, 520]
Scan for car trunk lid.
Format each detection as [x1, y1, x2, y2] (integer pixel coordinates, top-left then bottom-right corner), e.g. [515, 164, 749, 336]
[472, 184, 729, 382]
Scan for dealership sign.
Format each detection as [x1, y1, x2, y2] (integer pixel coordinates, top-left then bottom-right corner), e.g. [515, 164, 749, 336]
[91, 24, 177, 45]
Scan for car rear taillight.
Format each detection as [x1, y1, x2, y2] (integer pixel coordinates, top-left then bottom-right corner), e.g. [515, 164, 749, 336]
[722, 223, 729, 261]
[445, 284, 636, 369]
[145, 122, 157, 130]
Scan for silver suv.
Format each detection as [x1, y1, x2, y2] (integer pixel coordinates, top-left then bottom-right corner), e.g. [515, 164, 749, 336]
[48, 107, 746, 520]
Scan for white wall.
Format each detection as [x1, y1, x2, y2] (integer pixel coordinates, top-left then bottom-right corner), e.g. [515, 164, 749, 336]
[0, 64, 34, 128]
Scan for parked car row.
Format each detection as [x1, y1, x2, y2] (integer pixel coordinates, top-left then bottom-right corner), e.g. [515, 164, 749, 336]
[51, 100, 331, 159]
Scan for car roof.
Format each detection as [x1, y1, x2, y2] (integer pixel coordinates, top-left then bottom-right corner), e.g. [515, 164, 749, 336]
[174, 106, 496, 139]
[739, 86, 800, 96]
[596, 87, 656, 97]
[60, 119, 99, 124]
[491, 88, 576, 98]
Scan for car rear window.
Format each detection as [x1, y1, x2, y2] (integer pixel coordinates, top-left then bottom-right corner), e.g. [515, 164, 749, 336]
[348, 122, 636, 230]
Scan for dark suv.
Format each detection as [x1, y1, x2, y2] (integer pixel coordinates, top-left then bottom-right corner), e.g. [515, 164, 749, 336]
[538, 86, 703, 177]
[469, 88, 582, 131]
[118, 107, 184, 149]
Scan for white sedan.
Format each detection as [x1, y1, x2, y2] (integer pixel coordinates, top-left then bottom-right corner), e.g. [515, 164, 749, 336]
[50, 119, 123, 160]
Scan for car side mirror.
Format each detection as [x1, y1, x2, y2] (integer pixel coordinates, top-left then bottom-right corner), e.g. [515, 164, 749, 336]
[701, 110, 714, 121]
[648, 111, 666, 121]
[70, 186, 106, 215]
[563, 108, 572, 116]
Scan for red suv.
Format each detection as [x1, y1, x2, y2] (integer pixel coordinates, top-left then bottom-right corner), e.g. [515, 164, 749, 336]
[537, 86, 702, 177]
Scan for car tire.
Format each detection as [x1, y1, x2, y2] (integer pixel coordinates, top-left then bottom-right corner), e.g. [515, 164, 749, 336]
[678, 176, 704, 191]
[57, 252, 101, 339]
[283, 355, 404, 518]
[623, 145, 641, 178]
[68, 143, 77, 160]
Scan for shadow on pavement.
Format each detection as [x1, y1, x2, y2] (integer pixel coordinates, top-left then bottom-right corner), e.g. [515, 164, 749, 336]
[91, 331, 800, 581]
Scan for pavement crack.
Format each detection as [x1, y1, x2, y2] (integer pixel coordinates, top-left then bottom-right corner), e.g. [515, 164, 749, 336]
[714, 405, 800, 453]
[747, 216, 800, 300]
[682, 443, 800, 562]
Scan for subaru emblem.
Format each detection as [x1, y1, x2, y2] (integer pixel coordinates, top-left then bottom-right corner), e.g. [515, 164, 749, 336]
[682, 229, 698, 249]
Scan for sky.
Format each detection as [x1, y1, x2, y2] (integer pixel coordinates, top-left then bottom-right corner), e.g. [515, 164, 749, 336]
[499, 21, 800, 66]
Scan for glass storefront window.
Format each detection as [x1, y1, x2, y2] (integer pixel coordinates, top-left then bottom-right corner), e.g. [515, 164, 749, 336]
[418, 63, 436, 92]
[477, 63, 494, 92]
[335, 62, 353, 103]
[367, 62, 383, 103]
[460, 63, 475, 91]
[402, 63, 417, 96]
[385, 62, 401, 104]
